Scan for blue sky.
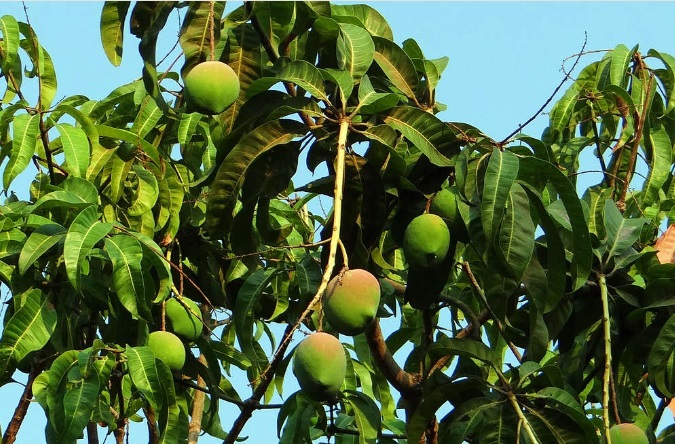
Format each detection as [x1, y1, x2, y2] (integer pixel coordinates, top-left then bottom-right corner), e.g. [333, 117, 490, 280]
[2, 1, 675, 443]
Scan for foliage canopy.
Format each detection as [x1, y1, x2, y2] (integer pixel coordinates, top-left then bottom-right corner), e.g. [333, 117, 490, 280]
[2, 2, 675, 444]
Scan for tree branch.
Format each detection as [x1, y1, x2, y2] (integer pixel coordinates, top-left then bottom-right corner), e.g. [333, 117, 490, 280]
[2, 365, 40, 444]
[365, 319, 419, 396]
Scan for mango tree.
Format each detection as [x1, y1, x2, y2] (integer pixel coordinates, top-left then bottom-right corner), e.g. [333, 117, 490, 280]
[1, 2, 675, 444]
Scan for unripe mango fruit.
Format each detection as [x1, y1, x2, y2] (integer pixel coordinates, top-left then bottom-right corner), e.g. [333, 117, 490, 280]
[292, 332, 346, 401]
[166, 297, 203, 341]
[183, 61, 240, 115]
[609, 423, 648, 444]
[148, 331, 186, 371]
[403, 213, 451, 268]
[324, 269, 380, 336]
[430, 188, 458, 223]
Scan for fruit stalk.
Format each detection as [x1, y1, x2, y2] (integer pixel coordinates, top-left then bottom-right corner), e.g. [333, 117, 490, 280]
[226, 119, 349, 443]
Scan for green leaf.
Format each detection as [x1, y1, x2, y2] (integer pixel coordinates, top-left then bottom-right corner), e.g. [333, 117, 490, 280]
[234, 268, 278, 365]
[55, 104, 101, 154]
[251, 2, 294, 52]
[177, 112, 202, 145]
[128, 164, 159, 217]
[126, 345, 166, 411]
[218, 23, 262, 131]
[337, 23, 374, 80]
[0, 289, 56, 375]
[18, 223, 66, 275]
[61, 367, 101, 443]
[603, 199, 649, 260]
[356, 74, 399, 115]
[648, 49, 675, 113]
[131, 95, 163, 139]
[63, 205, 112, 291]
[482, 149, 519, 243]
[179, 2, 224, 67]
[527, 387, 598, 442]
[156, 166, 185, 240]
[372, 36, 419, 104]
[0, 15, 20, 76]
[431, 337, 500, 365]
[18, 23, 57, 110]
[498, 183, 535, 280]
[105, 234, 151, 321]
[4, 112, 39, 189]
[609, 44, 635, 88]
[56, 123, 90, 178]
[330, 4, 393, 40]
[343, 390, 381, 444]
[206, 119, 306, 239]
[642, 122, 672, 207]
[517, 156, 592, 291]
[248, 60, 330, 103]
[96, 124, 161, 167]
[383, 106, 456, 167]
[521, 186, 567, 311]
[548, 85, 579, 142]
[100, 2, 130, 66]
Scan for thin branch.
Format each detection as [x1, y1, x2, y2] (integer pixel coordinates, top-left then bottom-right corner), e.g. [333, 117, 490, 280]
[599, 273, 612, 443]
[224, 120, 350, 444]
[462, 261, 523, 363]
[499, 32, 588, 145]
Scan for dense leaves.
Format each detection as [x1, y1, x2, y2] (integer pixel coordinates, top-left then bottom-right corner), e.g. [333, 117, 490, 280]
[1, 2, 675, 444]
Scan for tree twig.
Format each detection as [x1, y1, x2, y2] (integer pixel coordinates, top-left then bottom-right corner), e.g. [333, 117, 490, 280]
[462, 262, 523, 363]
[499, 32, 588, 145]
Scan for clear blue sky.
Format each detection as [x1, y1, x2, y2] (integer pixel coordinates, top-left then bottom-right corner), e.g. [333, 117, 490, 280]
[2, 2, 675, 443]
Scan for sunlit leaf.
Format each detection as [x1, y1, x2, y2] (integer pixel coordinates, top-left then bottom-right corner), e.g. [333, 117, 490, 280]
[100, 2, 130, 66]
[0, 289, 56, 377]
[641, 121, 672, 207]
[383, 106, 456, 166]
[18, 223, 66, 275]
[56, 123, 90, 178]
[0, 14, 20, 76]
[372, 36, 419, 104]
[105, 234, 150, 321]
[337, 22, 374, 80]
[609, 43, 635, 88]
[63, 205, 112, 291]
[4, 112, 39, 189]
[128, 164, 159, 217]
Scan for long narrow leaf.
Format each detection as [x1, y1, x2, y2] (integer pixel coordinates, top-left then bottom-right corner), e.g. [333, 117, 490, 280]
[99, 2, 130, 66]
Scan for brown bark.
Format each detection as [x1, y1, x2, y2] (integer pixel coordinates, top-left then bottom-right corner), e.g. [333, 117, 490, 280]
[3, 365, 40, 444]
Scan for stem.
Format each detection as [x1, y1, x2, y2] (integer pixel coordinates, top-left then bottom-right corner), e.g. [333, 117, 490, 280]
[143, 405, 160, 444]
[208, 1, 215, 61]
[224, 120, 350, 444]
[38, 117, 56, 183]
[2, 366, 39, 444]
[462, 261, 522, 362]
[599, 273, 612, 442]
[86, 423, 99, 444]
[188, 354, 208, 444]
[506, 392, 540, 444]
[365, 319, 419, 396]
